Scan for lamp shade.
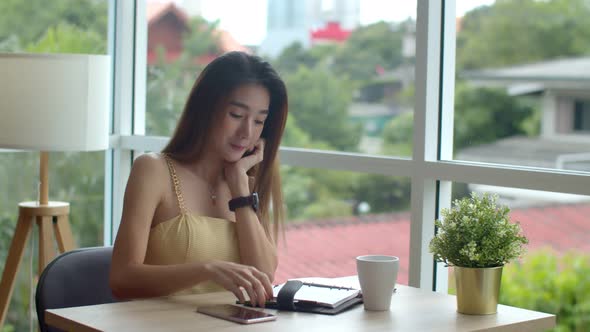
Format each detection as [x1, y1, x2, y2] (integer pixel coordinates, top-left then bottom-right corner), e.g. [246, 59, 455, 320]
[0, 53, 110, 151]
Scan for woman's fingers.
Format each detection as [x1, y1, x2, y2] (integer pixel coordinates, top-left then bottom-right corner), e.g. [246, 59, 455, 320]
[209, 261, 271, 307]
[255, 270, 274, 300]
[217, 273, 246, 304]
[246, 272, 267, 307]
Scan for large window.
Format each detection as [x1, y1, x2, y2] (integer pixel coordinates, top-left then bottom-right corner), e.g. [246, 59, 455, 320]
[142, 0, 417, 158]
[452, 0, 590, 171]
[276, 168, 411, 285]
[0, 1, 109, 330]
[574, 100, 590, 132]
[115, 0, 590, 281]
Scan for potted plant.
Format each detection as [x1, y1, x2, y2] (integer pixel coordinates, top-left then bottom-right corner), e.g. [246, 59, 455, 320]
[429, 192, 528, 315]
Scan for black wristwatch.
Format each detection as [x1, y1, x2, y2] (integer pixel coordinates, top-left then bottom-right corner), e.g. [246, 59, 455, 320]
[228, 192, 259, 213]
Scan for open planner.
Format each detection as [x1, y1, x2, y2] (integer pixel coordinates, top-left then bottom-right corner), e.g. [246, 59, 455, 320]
[240, 277, 363, 315]
[272, 280, 360, 308]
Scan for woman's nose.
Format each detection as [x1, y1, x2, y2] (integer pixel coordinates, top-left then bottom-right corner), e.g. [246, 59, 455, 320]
[239, 120, 252, 138]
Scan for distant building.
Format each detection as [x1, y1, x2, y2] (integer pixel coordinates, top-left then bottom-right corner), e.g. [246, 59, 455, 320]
[260, 0, 360, 57]
[460, 57, 590, 205]
[147, 2, 189, 64]
[146, 2, 250, 65]
[463, 57, 590, 140]
[310, 21, 351, 45]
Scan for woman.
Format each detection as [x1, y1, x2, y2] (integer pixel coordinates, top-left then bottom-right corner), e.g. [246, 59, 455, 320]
[110, 51, 288, 308]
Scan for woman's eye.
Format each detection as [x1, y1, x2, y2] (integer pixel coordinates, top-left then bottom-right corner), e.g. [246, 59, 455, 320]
[229, 112, 242, 119]
[255, 120, 265, 125]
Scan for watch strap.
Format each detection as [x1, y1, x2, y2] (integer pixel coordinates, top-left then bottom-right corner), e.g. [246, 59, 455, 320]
[228, 192, 258, 212]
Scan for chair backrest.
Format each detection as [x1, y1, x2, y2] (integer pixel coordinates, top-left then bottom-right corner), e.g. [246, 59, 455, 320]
[35, 246, 118, 332]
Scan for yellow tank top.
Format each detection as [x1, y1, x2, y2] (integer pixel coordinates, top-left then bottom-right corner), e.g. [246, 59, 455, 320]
[144, 154, 241, 294]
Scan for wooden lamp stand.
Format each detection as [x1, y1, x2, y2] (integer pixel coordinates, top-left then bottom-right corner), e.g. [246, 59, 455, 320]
[0, 152, 76, 327]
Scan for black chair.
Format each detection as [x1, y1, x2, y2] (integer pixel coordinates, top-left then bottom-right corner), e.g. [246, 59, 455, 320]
[35, 246, 118, 332]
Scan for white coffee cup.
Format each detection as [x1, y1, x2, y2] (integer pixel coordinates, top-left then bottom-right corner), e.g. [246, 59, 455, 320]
[356, 255, 399, 311]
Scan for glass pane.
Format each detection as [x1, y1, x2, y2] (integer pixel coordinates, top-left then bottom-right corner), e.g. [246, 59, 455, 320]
[446, 182, 590, 331]
[450, 0, 590, 172]
[276, 167, 411, 286]
[143, 0, 417, 157]
[0, 1, 109, 330]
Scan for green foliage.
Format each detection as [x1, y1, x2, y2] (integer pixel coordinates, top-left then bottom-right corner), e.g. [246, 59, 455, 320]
[26, 23, 106, 54]
[429, 192, 528, 268]
[284, 66, 362, 151]
[274, 42, 337, 74]
[454, 83, 537, 150]
[352, 175, 410, 213]
[332, 21, 407, 82]
[379, 84, 539, 157]
[182, 17, 219, 57]
[0, 0, 107, 49]
[146, 17, 219, 136]
[381, 112, 413, 157]
[457, 0, 590, 70]
[300, 198, 352, 220]
[501, 250, 590, 332]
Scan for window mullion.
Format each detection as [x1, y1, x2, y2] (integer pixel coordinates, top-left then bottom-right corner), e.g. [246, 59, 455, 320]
[107, 0, 139, 244]
[409, 0, 443, 289]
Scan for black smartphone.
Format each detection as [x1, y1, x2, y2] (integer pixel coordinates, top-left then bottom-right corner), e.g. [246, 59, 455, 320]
[243, 147, 256, 158]
[196, 304, 277, 324]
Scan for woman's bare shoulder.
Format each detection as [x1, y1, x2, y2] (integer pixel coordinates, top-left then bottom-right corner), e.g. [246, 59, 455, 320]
[129, 153, 169, 183]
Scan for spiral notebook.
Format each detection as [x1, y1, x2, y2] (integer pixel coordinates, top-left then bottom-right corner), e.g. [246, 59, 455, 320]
[272, 279, 360, 309]
[239, 277, 363, 314]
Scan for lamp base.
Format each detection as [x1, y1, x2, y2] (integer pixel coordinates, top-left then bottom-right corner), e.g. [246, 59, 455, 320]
[0, 201, 76, 327]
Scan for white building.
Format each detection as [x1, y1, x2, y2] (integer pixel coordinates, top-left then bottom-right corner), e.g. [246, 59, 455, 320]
[259, 0, 360, 57]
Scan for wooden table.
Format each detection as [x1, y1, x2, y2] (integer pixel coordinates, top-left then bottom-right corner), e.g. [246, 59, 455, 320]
[46, 277, 555, 332]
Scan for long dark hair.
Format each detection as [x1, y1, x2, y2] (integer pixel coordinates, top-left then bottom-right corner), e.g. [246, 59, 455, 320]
[162, 51, 288, 242]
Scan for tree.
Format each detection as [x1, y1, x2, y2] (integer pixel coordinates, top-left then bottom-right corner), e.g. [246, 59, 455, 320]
[0, 0, 107, 49]
[457, 0, 590, 70]
[146, 17, 219, 136]
[26, 23, 105, 54]
[284, 66, 362, 151]
[274, 42, 320, 74]
[381, 111, 413, 157]
[453, 83, 537, 150]
[332, 21, 408, 82]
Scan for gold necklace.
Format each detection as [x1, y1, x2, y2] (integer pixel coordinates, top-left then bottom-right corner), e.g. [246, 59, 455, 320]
[207, 184, 217, 205]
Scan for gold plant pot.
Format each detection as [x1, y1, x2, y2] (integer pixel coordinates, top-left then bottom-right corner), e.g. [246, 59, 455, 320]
[454, 266, 503, 315]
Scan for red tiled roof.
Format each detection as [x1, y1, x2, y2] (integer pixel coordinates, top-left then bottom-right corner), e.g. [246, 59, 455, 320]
[310, 21, 351, 43]
[275, 203, 590, 284]
[146, 2, 251, 65]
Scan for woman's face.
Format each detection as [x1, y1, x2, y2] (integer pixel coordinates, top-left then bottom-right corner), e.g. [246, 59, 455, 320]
[210, 83, 270, 162]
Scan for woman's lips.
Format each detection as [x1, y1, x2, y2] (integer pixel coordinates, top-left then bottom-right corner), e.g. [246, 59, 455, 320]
[230, 143, 247, 152]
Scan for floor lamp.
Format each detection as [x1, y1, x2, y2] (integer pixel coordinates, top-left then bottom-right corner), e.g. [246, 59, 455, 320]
[0, 53, 110, 327]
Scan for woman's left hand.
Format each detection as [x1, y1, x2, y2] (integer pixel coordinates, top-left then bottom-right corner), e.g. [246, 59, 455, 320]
[224, 138, 264, 197]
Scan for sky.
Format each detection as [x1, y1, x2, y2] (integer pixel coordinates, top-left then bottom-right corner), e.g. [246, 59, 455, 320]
[153, 0, 496, 45]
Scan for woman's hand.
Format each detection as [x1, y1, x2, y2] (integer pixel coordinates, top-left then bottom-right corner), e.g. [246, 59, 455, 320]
[204, 260, 273, 307]
[224, 139, 264, 197]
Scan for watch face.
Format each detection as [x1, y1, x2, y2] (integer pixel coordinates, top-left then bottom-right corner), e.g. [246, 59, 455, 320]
[252, 192, 259, 212]
[229, 192, 260, 212]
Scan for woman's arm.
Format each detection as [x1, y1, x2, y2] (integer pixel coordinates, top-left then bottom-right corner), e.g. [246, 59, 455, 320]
[109, 154, 272, 305]
[225, 141, 279, 281]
